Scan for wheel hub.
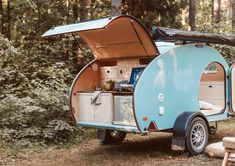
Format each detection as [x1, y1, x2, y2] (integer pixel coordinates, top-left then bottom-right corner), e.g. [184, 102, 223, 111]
[191, 123, 206, 150]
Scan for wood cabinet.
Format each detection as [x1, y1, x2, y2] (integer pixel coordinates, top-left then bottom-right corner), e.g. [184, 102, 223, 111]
[77, 92, 137, 126]
[77, 92, 113, 123]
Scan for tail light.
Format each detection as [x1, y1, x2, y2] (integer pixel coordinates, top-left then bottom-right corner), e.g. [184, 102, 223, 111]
[147, 121, 158, 132]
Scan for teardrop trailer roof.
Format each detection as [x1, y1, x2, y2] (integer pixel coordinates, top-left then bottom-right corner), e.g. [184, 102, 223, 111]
[42, 15, 160, 60]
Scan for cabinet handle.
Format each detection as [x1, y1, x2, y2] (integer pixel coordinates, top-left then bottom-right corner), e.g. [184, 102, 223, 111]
[209, 85, 212, 88]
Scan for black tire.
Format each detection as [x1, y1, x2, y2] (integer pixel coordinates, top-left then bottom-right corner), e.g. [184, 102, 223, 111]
[185, 117, 208, 155]
[101, 130, 126, 145]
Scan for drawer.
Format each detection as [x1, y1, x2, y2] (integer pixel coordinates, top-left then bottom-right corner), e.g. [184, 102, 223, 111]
[100, 66, 117, 79]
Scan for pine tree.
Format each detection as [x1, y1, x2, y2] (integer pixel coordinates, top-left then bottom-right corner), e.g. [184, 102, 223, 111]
[6, 0, 10, 39]
[0, 0, 3, 34]
[80, 0, 89, 21]
[212, 0, 221, 24]
[189, 0, 196, 30]
[233, 0, 235, 27]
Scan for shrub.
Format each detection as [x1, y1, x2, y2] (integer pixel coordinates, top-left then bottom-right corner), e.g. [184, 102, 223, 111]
[0, 34, 84, 147]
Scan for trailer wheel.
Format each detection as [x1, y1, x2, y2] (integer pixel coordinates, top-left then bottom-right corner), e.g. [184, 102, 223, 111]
[101, 130, 126, 145]
[186, 117, 208, 155]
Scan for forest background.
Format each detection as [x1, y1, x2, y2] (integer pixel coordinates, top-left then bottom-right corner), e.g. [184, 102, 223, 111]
[0, 0, 234, 148]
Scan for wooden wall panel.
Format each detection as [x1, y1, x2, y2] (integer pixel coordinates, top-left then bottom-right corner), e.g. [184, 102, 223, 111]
[200, 63, 225, 82]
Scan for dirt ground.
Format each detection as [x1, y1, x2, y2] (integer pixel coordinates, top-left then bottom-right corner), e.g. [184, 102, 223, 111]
[1, 119, 235, 166]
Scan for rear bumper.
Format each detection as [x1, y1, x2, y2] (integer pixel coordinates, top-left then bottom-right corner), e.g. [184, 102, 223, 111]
[76, 121, 140, 133]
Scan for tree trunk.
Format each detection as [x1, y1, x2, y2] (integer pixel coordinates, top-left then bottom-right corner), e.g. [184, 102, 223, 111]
[0, 0, 3, 34]
[80, 0, 89, 21]
[189, 0, 196, 31]
[65, 0, 70, 23]
[233, 0, 235, 28]
[6, 0, 10, 39]
[212, 0, 221, 24]
[72, 0, 78, 21]
[111, 0, 122, 16]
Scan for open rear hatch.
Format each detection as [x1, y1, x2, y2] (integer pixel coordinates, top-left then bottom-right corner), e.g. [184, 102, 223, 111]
[43, 15, 159, 132]
[43, 15, 159, 59]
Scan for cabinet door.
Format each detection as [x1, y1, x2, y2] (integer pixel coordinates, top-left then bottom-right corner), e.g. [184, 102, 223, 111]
[77, 93, 95, 121]
[230, 64, 235, 112]
[114, 95, 136, 126]
[94, 93, 113, 123]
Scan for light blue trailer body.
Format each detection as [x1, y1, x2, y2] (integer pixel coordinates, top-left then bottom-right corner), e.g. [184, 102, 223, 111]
[134, 44, 230, 133]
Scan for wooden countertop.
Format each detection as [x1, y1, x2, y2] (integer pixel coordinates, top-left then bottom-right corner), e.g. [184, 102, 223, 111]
[77, 90, 133, 95]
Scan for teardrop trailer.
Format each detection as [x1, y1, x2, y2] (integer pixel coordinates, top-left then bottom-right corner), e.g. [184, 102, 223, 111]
[42, 15, 235, 155]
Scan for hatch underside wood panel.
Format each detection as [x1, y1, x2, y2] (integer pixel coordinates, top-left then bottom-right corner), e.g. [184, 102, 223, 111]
[43, 15, 159, 60]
